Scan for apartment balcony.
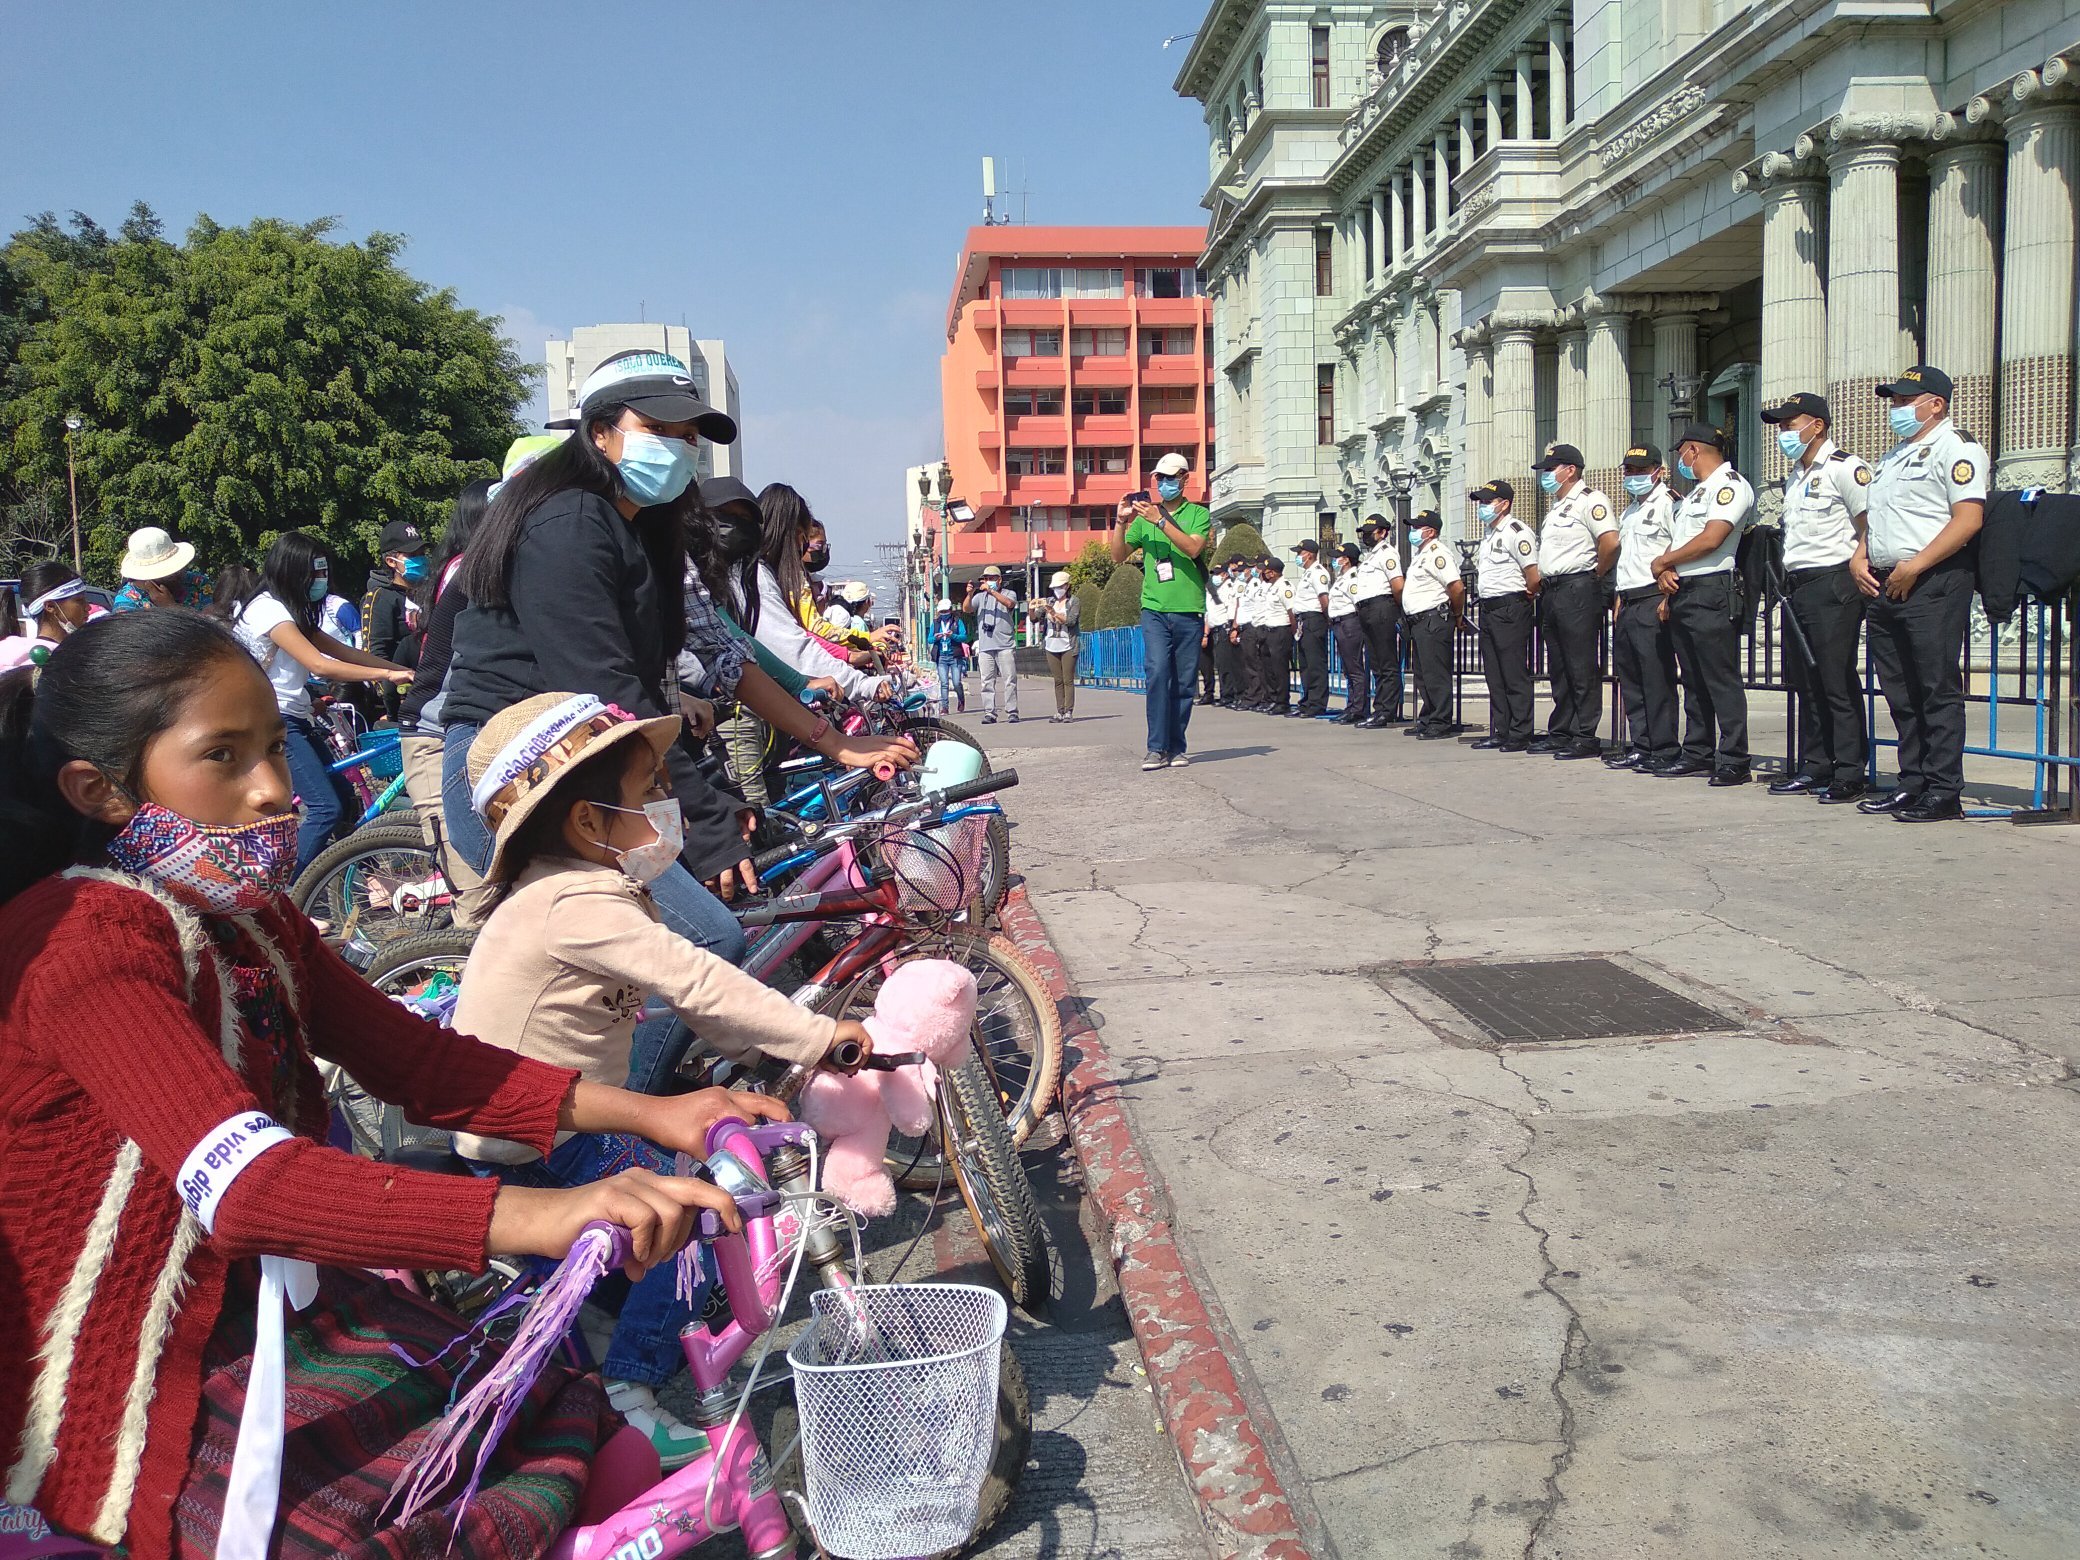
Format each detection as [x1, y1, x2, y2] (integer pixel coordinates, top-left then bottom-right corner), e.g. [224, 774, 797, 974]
[1002, 356, 1068, 387]
[976, 427, 1001, 451]
[1133, 297, 1208, 328]
[1141, 411, 1201, 441]
[1072, 412, 1133, 441]
[968, 302, 998, 335]
[1004, 473, 1072, 505]
[1000, 300, 1071, 328]
[949, 527, 1111, 570]
[1005, 414, 1068, 447]
[1136, 353, 1206, 386]
[1070, 353, 1134, 385]
[1064, 300, 1132, 328]
[1075, 472, 1134, 505]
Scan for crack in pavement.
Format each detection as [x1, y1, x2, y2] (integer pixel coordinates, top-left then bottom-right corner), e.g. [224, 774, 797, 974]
[1309, 1435, 1564, 1486]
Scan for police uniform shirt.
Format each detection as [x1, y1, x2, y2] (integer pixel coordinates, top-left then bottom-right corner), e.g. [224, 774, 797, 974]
[1204, 576, 1235, 629]
[1536, 486, 1618, 576]
[1235, 575, 1265, 628]
[1781, 439, 1873, 570]
[1269, 573, 1301, 624]
[1865, 420, 1989, 568]
[1475, 517, 1538, 598]
[1612, 484, 1676, 592]
[1297, 561, 1332, 612]
[1400, 538, 1459, 613]
[1668, 467, 1756, 577]
[1351, 539, 1403, 602]
[1327, 567, 1359, 618]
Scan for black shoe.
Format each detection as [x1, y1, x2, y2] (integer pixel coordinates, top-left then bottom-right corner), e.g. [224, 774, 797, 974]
[1602, 748, 1644, 769]
[1857, 789, 1920, 815]
[1816, 781, 1868, 805]
[1415, 726, 1453, 740]
[1645, 756, 1711, 778]
[1402, 723, 1429, 736]
[1767, 774, 1824, 796]
[1554, 740, 1602, 760]
[1196, 697, 1216, 706]
[1894, 796, 1963, 822]
[1709, 766, 1752, 787]
[1469, 736, 1504, 750]
[1377, 711, 1405, 725]
[1498, 739, 1531, 752]
[1525, 736, 1561, 754]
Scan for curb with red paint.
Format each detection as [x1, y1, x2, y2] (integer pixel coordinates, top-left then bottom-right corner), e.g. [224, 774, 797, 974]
[997, 888, 1317, 1560]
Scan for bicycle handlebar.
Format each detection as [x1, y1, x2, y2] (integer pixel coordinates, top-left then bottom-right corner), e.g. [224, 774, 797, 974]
[747, 767, 1019, 877]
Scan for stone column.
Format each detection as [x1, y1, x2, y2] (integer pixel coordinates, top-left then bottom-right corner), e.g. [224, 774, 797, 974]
[1804, 113, 1935, 461]
[1651, 311, 1700, 440]
[1486, 79, 1504, 146]
[1583, 300, 1632, 498]
[1459, 105, 1476, 170]
[1490, 318, 1542, 482]
[1735, 154, 1830, 480]
[1409, 156, 1427, 250]
[1371, 190, 1388, 284]
[1555, 320, 1588, 448]
[1433, 133, 1452, 229]
[1389, 174, 1406, 266]
[1924, 121, 2004, 446]
[1515, 52, 1534, 141]
[1377, 301, 1401, 418]
[1547, 18, 1570, 136]
[1977, 77, 2078, 485]
[1458, 329, 1494, 492]
[1415, 294, 1440, 400]
[1395, 293, 1420, 410]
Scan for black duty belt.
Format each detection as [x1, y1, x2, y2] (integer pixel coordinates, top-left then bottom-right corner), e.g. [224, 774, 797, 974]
[1478, 590, 1530, 603]
[1618, 585, 1662, 603]
[1785, 561, 1850, 583]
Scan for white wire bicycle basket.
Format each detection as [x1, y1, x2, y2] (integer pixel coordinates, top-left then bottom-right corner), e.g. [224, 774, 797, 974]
[874, 811, 989, 915]
[787, 1282, 1007, 1559]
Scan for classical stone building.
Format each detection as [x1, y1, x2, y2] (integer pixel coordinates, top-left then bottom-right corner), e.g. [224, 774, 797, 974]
[1176, 0, 2080, 545]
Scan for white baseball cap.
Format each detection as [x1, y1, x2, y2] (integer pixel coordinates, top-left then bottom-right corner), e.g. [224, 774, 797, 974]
[1049, 571, 1070, 589]
[1153, 452, 1190, 477]
[936, 596, 954, 610]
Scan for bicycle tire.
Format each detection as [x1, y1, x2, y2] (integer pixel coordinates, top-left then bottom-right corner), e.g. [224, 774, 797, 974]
[764, 1341, 1031, 1559]
[941, 1055, 1053, 1313]
[897, 714, 992, 771]
[290, 819, 449, 967]
[349, 929, 478, 1157]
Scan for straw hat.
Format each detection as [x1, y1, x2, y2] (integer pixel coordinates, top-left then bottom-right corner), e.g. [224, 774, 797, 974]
[118, 526, 196, 581]
[466, 692, 680, 882]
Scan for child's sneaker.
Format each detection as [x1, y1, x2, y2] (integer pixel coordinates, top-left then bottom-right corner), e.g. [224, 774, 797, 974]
[605, 1379, 711, 1471]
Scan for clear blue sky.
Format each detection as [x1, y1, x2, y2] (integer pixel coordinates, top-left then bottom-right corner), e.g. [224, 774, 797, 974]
[1, 1, 1213, 567]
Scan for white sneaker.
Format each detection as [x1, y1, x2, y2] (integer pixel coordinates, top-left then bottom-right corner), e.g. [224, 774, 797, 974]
[1168, 752, 1190, 767]
[605, 1379, 711, 1471]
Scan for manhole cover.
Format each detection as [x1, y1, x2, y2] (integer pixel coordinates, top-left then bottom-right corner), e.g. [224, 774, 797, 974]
[1403, 958, 1740, 1043]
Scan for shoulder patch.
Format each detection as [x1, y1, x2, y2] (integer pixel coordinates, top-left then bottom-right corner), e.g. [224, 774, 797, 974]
[1854, 465, 1871, 486]
[1715, 486, 1735, 505]
[1515, 537, 1534, 559]
[1591, 504, 1609, 522]
[1952, 459, 1975, 484]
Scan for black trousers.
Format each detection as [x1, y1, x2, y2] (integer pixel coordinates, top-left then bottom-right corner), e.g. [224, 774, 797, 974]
[1356, 594, 1403, 718]
[1784, 564, 1869, 787]
[1238, 625, 1265, 705]
[1211, 626, 1241, 703]
[1866, 558, 1974, 804]
[1667, 572, 1748, 768]
[1258, 623, 1294, 711]
[1198, 640, 1218, 701]
[1406, 606, 1454, 729]
[1611, 588, 1678, 761]
[1332, 613, 1369, 720]
[1294, 612, 1329, 714]
[1476, 592, 1534, 742]
[1541, 572, 1604, 744]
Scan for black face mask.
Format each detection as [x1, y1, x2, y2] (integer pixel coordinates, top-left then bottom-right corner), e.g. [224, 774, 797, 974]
[712, 510, 763, 563]
[803, 544, 831, 572]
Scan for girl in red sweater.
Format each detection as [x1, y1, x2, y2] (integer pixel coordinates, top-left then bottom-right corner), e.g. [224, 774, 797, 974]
[0, 610, 781, 1560]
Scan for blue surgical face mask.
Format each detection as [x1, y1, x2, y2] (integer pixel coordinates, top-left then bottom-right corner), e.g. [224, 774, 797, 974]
[615, 428, 698, 505]
[1156, 476, 1184, 501]
[1537, 470, 1560, 495]
[1776, 427, 1810, 461]
[1624, 474, 1654, 497]
[308, 563, 330, 603]
[1889, 402, 1925, 440]
[1675, 459, 1697, 483]
[1476, 503, 1497, 523]
[400, 555, 430, 583]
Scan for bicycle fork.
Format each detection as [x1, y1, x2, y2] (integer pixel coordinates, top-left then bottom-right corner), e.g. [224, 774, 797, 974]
[548, 1417, 795, 1559]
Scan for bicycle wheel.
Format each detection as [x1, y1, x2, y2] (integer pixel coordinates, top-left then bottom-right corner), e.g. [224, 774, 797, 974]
[897, 714, 992, 771]
[351, 929, 477, 1156]
[941, 1055, 1053, 1313]
[291, 819, 450, 969]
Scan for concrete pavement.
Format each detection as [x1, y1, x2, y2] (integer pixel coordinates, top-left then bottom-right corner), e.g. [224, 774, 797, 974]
[988, 685, 2080, 1559]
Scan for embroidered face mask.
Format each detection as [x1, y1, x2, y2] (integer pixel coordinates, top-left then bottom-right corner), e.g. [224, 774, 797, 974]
[105, 802, 300, 914]
[596, 799, 684, 885]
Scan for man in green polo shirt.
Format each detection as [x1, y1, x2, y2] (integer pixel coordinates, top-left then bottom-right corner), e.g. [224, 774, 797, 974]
[1108, 451, 1213, 769]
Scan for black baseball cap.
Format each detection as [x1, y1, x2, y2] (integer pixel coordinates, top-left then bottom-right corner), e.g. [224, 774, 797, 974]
[1337, 541, 1361, 563]
[1360, 512, 1389, 527]
[1408, 509, 1441, 533]
[377, 520, 427, 556]
[1534, 443, 1585, 471]
[1621, 443, 1662, 468]
[1263, 556, 1286, 574]
[579, 349, 739, 443]
[1760, 392, 1830, 424]
[1294, 538, 1320, 555]
[1876, 365, 1952, 400]
[1672, 422, 1728, 453]
[1471, 479, 1514, 503]
[697, 476, 761, 515]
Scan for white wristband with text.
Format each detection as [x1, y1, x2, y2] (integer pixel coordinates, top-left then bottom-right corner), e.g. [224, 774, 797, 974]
[177, 1110, 294, 1233]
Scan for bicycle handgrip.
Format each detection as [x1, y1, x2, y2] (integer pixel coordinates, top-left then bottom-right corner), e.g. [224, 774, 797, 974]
[751, 836, 819, 875]
[935, 768, 1018, 805]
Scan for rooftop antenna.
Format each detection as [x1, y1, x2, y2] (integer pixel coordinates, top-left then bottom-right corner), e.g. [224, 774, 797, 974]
[982, 156, 1001, 226]
[1020, 162, 1029, 225]
[639, 299, 646, 323]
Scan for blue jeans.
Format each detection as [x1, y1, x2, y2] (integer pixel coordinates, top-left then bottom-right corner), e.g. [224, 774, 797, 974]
[284, 713, 353, 874]
[936, 656, 965, 710]
[477, 1132, 716, 1386]
[441, 722, 748, 1094]
[1141, 610, 1204, 757]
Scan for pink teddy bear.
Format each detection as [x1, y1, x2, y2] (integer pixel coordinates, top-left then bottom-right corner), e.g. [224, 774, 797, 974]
[797, 959, 977, 1216]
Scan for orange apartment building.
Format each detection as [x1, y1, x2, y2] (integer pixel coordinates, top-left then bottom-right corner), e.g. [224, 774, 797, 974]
[934, 226, 1214, 586]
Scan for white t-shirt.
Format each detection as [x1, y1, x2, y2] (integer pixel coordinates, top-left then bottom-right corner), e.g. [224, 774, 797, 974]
[233, 592, 314, 719]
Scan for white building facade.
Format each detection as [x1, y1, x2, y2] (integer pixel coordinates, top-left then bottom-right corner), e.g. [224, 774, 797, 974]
[544, 324, 743, 479]
[1178, 0, 2080, 544]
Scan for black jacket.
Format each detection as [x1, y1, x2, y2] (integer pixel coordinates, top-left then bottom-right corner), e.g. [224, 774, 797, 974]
[444, 488, 745, 877]
[1979, 488, 2080, 625]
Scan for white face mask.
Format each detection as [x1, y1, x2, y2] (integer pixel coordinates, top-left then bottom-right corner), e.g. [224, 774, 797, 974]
[595, 799, 683, 884]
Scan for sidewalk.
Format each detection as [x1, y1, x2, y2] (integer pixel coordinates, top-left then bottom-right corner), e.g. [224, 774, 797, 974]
[989, 683, 2080, 1559]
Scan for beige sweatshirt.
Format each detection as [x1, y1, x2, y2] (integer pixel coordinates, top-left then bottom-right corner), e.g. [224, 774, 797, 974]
[453, 856, 835, 1163]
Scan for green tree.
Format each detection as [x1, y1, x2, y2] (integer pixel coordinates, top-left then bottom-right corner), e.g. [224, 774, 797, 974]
[1064, 536, 1114, 596]
[1212, 519, 1267, 567]
[1094, 560, 1144, 629]
[0, 207, 534, 583]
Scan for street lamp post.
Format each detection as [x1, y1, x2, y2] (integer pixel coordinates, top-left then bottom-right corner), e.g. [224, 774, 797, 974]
[63, 416, 83, 573]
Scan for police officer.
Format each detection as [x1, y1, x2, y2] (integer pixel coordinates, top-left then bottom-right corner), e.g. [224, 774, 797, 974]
[1529, 442, 1619, 757]
[1468, 479, 1539, 751]
[1289, 538, 1333, 717]
[1328, 541, 1368, 724]
[1608, 444, 1679, 771]
[1202, 557, 1237, 706]
[1649, 423, 1755, 784]
[1394, 509, 1463, 738]
[1855, 364, 1988, 822]
[1758, 392, 1873, 803]
[1235, 557, 1269, 710]
[1352, 514, 1405, 727]
[1259, 555, 1297, 715]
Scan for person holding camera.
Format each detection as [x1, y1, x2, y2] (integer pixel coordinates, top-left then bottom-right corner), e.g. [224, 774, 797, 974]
[965, 565, 1020, 724]
[1109, 453, 1212, 770]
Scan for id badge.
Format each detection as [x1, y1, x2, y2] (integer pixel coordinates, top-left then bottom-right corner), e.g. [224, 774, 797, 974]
[1155, 560, 1175, 583]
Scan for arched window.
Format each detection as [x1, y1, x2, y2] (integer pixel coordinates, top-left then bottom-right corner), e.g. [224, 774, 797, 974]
[1376, 27, 1409, 77]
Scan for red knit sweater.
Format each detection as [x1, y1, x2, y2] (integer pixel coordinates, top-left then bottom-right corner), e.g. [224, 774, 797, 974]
[0, 872, 580, 1560]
